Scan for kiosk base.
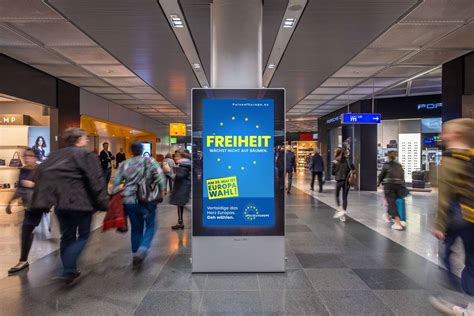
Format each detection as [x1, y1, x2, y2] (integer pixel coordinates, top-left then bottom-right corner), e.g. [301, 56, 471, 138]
[192, 236, 285, 273]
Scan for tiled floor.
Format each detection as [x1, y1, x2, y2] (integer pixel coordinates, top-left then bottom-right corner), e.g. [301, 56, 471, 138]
[0, 187, 464, 315]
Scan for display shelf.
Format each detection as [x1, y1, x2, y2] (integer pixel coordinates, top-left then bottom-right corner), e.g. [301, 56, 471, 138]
[0, 166, 21, 170]
[0, 146, 28, 149]
[0, 189, 16, 193]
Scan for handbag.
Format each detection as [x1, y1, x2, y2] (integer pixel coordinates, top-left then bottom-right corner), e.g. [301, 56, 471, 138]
[347, 160, 358, 187]
[9, 152, 23, 168]
[103, 192, 127, 231]
[137, 158, 163, 204]
[0, 159, 5, 166]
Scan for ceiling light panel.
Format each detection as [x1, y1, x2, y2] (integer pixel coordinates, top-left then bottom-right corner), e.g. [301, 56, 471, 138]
[113, 100, 145, 105]
[102, 77, 146, 87]
[359, 77, 406, 87]
[100, 94, 134, 100]
[332, 65, 385, 78]
[401, 49, 469, 66]
[312, 87, 348, 94]
[82, 65, 135, 77]
[131, 94, 165, 101]
[32, 64, 90, 77]
[321, 77, 363, 87]
[283, 18, 296, 28]
[60, 77, 109, 87]
[0, 46, 67, 64]
[349, 49, 413, 66]
[369, 23, 460, 49]
[433, 23, 474, 49]
[119, 86, 157, 94]
[305, 94, 336, 101]
[335, 94, 362, 101]
[51, 46, 118, 65]
[376, 66, 431, 78]
[411, 77, 442, 89]
[403, 0, 474, 23]
[346, 87, 383, 95]
[297, 100, 327, 105]
[12, 21, 96, 46]
[83, 87, 123, 94]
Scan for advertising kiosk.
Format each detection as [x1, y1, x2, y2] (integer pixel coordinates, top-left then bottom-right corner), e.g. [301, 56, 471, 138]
[192, 89, 285, 272]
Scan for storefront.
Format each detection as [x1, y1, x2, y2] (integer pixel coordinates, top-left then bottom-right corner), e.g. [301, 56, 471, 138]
[286, 132, 319, 170]
[318, 94, 442, 191]
[0, 94, 58, 224]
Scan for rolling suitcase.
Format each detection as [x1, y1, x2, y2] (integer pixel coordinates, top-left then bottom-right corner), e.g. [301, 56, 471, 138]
[396, 198, 406, 221]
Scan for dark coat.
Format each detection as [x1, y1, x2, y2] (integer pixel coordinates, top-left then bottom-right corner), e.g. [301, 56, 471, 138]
[378, 160, 405, 185]
[309, 154, 324, 173]
[30, 146, 109, 212]
[170, 163, 191, 206]
[332, 157, 355, 181]
[99, 149, 114, 170]
[285, 151, 296, 173]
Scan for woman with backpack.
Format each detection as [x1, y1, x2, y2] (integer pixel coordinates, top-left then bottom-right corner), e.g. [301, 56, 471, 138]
[378, 150, 406, 231]
[162, 153, 176, 194]
[331, 147, 355, 222]
[112, 141, 166, 266]
[170, 150, 191, 230]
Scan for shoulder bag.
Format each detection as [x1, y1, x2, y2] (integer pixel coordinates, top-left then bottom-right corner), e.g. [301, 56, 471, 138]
[9, 152, 23, 168]
[137, 158, 163, 204]
[347, 160, 358, 187]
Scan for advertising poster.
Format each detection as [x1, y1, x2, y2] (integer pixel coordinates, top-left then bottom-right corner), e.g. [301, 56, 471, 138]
[202, 99, 274, 227]
[141, 142, 152, 157]
[28, 127, 50, 162]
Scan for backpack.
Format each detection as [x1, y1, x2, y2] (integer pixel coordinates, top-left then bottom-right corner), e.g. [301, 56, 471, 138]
[162, 161, 171, 174]
[443, 149, 474, 223]
[137, 158, 163, 205]
[347, 160, 358, 187]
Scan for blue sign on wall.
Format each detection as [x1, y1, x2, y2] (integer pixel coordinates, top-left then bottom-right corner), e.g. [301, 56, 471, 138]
[341, 113, 381, 124]
[202, 99, 275, 227]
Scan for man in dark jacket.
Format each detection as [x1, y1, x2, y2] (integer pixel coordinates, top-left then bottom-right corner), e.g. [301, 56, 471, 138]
[309, 148, 324, 192]
[99, 142, 115, 186]
[285, 146, 296, 194]
[30, 128, 108, 282]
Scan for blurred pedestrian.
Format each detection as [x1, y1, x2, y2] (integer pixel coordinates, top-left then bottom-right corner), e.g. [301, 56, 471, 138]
[115, 148, 126, 169]
[100, 142, 115, 186]
[378, 150, 405, 230]
[332, 147, 355, 222]
[5, 148, 42, 274]
[170, 150, 191, 230]
[30, 128, 108, 283]
[285, 146, 296, 194]
[112, 141, 166, 266]
[430, 118, 474, 314]
[276, 146, 285, 191]
[309, 148, 324, 193]
[162, 153, 176, 194]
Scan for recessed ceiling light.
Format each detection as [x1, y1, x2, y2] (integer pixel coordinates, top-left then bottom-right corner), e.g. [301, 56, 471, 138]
[192, 63, 201, 69]
[283, 18, 296, 28]
[268, 64, 276, 69]
[170, 14, 184, 28]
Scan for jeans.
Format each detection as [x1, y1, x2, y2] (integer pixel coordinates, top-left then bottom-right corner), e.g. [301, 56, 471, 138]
[444, 222, 474, 295]
[286, 171, 293, 192]
[384, 183, 402, 218]
[166, 175, 173, 192]
[104, 168, 112, 186]
[311, 172, 323, 192]
[20, 210, 44, 262]
[124, 203, 157, 254]
[56, 211, 93, 275]
[336, 180, 349, 210]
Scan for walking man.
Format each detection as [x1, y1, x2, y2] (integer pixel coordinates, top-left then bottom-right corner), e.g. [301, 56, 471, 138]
[100, 142, 115, 186]
[309, 148, 324, 193]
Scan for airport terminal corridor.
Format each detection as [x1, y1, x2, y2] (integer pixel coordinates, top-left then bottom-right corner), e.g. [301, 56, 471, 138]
[0, 185, 455, 315]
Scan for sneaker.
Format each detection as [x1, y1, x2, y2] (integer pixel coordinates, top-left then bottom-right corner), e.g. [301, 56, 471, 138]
[392, 223, 404, 230]
[429, 296, 469, 315]
[8, 261, 29, 275]
[53, 271, 81, 284]
[172, 221, 185, 230]
[333, 210, 346, 219]
[400, 221, 407, 227]
[339, 216, 346, 222]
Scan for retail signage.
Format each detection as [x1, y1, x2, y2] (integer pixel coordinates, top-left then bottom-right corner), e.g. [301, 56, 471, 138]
[0, 114, 29, 125]
[170, 137, 177, 144]
[169, 122, 186, 136]
[326, 116, 340, 125]
[299, 133, 313, 141]
[202, 99, 275, 227]
[341, 113, 381, 124]
[417, 102, 442, 111]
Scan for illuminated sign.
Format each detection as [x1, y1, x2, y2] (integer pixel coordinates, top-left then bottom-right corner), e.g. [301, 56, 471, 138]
[326, 116, 340, 125]
[169, 123, 186, 136]
[341, 113, 381, 124]
[170, 137, 177, 144]
[417, 103, 442, 110]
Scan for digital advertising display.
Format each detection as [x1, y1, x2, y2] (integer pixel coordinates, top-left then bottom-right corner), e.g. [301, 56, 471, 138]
[192, 89, 285, 237]
[202, 99, 274, 227]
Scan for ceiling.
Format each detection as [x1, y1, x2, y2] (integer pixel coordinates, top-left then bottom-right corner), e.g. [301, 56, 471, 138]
[0, 0, 473, 132]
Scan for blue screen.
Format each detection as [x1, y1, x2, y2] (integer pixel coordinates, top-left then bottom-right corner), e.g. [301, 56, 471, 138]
[421, 118, 442, 133]
[202, 99, 275, 227]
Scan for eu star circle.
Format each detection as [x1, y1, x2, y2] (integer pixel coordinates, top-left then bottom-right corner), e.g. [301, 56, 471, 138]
[244, 204, 260, 222]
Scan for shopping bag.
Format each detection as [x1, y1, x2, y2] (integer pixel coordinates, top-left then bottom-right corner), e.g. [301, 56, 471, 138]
[34, 213, 52, 240]
[396, 198, 406, 221]
[103, 192, 127, 231]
